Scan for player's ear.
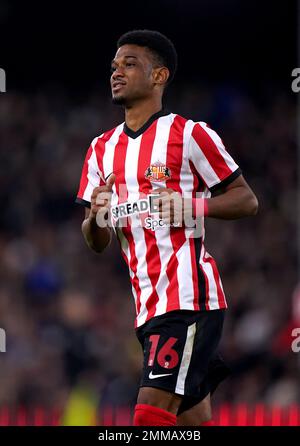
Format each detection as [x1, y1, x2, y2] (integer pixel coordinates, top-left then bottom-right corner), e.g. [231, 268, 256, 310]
[153, 67, 169, 86]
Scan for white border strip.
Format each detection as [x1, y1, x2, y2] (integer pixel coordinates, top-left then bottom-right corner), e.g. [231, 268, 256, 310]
[175, 322, 196, 394]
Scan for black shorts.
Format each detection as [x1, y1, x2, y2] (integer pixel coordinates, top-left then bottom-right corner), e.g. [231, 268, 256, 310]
[136, 309, 230, 414]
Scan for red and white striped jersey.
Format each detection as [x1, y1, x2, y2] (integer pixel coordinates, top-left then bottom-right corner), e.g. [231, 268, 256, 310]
[76, 110, 241, 328]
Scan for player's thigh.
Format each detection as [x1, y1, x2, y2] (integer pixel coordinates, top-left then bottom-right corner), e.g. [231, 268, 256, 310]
[137, 386, 183, 414]
[177, 393, 211, 426]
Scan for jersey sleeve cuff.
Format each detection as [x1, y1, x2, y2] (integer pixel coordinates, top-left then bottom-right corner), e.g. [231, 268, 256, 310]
[75, 197, 91, 208]
[209, 167, 242, 193]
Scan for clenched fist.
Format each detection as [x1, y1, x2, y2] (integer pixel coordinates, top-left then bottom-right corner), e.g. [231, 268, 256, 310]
[90, 173, 116, 225]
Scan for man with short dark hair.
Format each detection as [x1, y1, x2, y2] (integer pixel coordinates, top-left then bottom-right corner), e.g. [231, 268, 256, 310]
[76, 29, 258, 426]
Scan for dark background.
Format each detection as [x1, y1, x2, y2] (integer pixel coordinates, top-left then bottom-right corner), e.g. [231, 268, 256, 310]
[0, 0, 297, 91]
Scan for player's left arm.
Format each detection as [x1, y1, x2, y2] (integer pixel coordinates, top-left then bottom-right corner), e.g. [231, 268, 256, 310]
[152, 175, 257, 224]
[204, 173, 258, 219]
[152, 121, 258, 223]
[188, 121, 258, 219]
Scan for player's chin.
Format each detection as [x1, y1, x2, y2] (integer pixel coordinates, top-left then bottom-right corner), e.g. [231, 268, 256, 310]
[111, 94, 126, 105]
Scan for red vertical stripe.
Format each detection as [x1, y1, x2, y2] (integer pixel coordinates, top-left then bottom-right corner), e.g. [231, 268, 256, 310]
[16, 407, 26, 426]
[165, 115, 187, 311]
[77, 145, 93, 198]
[115, 407, 131, 426]
[33, 407, 45, 426]
[124, 244, 143, 323]
[51, 408, 61, 426]
[0, 407, 9, 426]
[235, 404, 248, 426]
[254, 404, 265, 426]
[219, 403, 230, 426]
[271, 406, 282, 426]
[102, 406, 114, 426]
[288, 405, 299, 426]
[192, 123, 232, 181]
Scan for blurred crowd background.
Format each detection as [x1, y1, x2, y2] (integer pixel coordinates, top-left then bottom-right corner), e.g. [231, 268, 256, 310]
[0, 0, 297, 426]
[0, 83, 298, 422]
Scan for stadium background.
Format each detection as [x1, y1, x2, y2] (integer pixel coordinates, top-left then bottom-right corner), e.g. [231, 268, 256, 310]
[0, 0, 298, 425]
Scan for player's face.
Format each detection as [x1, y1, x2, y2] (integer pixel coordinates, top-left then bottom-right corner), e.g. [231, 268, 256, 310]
[110, 44, 156, 106]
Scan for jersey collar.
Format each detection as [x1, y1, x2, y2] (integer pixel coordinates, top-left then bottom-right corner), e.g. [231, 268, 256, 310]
[123, 109, 169, 139]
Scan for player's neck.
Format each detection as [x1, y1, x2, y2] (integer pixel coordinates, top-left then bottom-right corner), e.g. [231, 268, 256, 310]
[124, 99, 162, 132]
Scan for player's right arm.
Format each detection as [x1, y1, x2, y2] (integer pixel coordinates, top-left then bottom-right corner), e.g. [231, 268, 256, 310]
[81, 174, 115, 253]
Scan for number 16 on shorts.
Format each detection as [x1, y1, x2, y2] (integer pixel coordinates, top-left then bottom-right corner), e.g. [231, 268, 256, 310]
[148, 335, 179, 369]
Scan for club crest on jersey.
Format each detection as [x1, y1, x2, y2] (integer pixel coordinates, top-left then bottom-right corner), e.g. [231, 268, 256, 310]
[145, 161, 171, 182]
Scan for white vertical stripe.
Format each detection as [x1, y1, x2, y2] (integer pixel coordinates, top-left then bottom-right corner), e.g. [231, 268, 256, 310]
[180, 119, 195, 199]
[202, 249, 227, 310]
[82, 138, 101, 202]
[200, 247, 218, 310]
[189, 136, 221, 188]
[218, 275, 227, 307]
[175, 241, 196, 310]
[175, 322, 196, 395]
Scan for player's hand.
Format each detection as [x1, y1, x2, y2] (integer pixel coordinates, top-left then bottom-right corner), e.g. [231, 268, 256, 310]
[150, 187, 187, 226]
[90, 173, 116, 221]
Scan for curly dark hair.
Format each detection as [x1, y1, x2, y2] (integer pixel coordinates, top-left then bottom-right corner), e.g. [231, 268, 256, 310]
[117, 29, 177, 84]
